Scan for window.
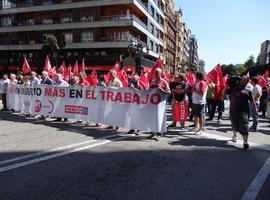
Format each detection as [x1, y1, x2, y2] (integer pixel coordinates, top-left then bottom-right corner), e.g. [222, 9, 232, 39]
[2, 0, 11, 9]
[63, 33, 73, 43]
[150, 23, 154, 34]
[150, 6, 155, 17]
[61, 17, 72, 23]
[26, 0, 34, 6]
[156, 44, 159, 53]
[267, 44, 270, 53]
[81, 31, 93, 42]
[267, 56, 270, 64]
[81, 16, 93, 22]
[156, 13, 160, 23]
[150, 40, 154, 51]
[156, 28, 159, 38]
[1, 16, 11, 26]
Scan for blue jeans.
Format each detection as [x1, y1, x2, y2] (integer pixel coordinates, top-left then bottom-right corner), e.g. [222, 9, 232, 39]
[249, 103, 258, 129]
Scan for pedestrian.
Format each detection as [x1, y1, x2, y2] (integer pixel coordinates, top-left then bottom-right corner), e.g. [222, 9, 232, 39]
[106, 69, 123, 131]
[173, 76, 189, 130]
[40, 71, 53, 85]
[148, 68, 171, 141]
[191, 72, 208, 134]
[0, 74, 10, 111]
[168, 75, 180, 127]
[230, 75, 257, 150]
[206, 80, 215, 120]
[249, 76, 262, 131]
[258, 86, 268, 118]
[127, 74, 144, 135]
[209, 84, 225, 123]
[108, 69, 123, 88]
[10, 74, 18, 85]
[53, 73, 69, 122]
[30, 71, 40, 85]
[78, 72, 90, 87]
[95, 75, 107, 128]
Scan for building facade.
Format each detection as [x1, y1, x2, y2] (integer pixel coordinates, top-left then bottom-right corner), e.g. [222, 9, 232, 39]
[0, 0, 165, 73]
[188, 34, 198, 68]
[198, 59, 205, 74]
[259, 40, 270, 65]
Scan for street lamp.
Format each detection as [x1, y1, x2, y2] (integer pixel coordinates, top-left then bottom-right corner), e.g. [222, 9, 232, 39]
[128, 36, 149, 76]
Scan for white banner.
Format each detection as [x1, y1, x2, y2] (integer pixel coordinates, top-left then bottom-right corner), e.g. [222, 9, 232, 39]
[7, 84, 167, 132]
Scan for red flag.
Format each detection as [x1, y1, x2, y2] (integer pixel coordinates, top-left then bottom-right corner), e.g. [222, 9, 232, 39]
[185, 72, 195, 85]
[59, 61, 66, 75]
[206, 64, 224, 86]
[73, 61, 79, 77]
[258, 74, 269, 88]
[118, 70, 128, 87]
[22, 57, 31, 74]
[48, 66, 57, 78]
[79, 58, 86, 73]
[86, 70, 98, 86]
[263, 70, 269, 80]
[113, 61, 120, 73]
[105, 72, 110, 84]
[64, 65, 72, 82]
[43, 55, 52, 72]
[139, 73, 149, 90]
[148, 58, 163, 81]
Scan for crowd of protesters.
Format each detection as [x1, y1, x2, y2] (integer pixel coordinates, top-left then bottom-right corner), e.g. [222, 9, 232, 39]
[0, 68, 270, 150]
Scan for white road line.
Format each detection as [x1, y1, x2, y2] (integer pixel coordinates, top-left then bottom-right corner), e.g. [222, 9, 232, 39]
[201, 132, 270, 152]
[0, 134, 130, 173]
[241, 155, 270, 200]
[0, 134, 124, 166]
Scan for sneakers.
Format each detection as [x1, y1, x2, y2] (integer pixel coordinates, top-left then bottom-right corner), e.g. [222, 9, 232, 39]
[243, 143, 249, 151]
[232, 135, 237, 143]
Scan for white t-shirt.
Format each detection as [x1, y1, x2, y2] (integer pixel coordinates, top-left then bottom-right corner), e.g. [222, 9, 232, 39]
[0, 79, 10, 94]
[252, 84, 262, 104]
[109, 78, 123, 88]
[192, 80, 208, 105]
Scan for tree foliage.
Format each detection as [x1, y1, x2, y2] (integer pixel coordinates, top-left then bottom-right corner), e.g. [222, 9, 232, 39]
[244, 55, 255, 69]
[41, 35, 66, 67]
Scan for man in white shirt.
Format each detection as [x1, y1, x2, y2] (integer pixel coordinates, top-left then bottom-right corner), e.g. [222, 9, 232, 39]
[30, 72, 40, 85]
[0, 74, 10, 111]
[249, 76, 262, 131]
[108, 69, 123, 88]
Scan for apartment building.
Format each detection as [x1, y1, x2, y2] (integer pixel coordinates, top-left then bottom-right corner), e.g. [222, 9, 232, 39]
[259, 40, 270, 65]
[0, 0, 165, 72]
[188, 35, 198, 68]
[163, 0, 176, 73]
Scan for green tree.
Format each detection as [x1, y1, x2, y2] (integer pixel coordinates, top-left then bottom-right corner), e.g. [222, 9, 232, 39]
[221, 64, 238, 76]
[41, 35, 66, 68]
[236, 65, 246, 75]
[244, 55, 255, 69]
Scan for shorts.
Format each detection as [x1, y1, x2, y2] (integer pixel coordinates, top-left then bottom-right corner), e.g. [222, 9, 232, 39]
[230, 112, 249, 135]
[192, 104, 205, 118]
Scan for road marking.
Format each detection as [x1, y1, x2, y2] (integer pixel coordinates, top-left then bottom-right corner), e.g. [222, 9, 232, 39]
[201, 132, 270, 152]
[0, 134, 125, 166]
[241, 155, 270, 200]
[0, 134, 130, 173]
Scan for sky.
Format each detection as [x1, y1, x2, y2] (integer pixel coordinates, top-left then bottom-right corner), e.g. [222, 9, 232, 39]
[174, 0, 270, 72]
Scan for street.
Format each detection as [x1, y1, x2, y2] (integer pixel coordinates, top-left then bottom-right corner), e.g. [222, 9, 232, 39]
[0, 102, 270, 200]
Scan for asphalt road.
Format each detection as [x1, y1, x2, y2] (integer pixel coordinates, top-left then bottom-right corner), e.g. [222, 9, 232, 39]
[0, 101, 270, 200]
